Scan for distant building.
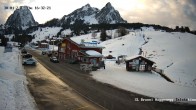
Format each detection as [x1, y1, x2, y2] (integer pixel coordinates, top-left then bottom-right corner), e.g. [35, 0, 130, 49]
[39, 42, 49, 48]
[38, 40, 49, 49]
[58, 37, 104, 66]
[125, 55, 155, 72]
[4, 43, 12, 52]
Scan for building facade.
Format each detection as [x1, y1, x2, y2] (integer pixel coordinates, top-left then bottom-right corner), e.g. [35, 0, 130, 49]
[125, 55, 155, 72]
[58, 38, 104, 66]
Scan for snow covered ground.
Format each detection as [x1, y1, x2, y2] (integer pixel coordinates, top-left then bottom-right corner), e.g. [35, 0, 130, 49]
[72, 27, 196, 104]
[13, 26, 196, 105]
[92, 61, 196, 104]
[0, 47, 37, 110]
[29, 27, 62, 43]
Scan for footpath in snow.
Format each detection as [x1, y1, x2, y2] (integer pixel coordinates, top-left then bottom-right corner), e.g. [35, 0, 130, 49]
[0, 47, 37, 110]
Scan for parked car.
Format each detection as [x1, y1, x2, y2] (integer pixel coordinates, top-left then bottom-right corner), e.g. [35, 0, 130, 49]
[50, 56, 59, 63]
[41, 49, 48, 55]
[105, 55, 116, 59]
[42, 51, 46, 55]
[22, 53, 32, 58]
[48, 53, 52, 57]
[22, 58, 37, 65]
[21, 49, 27, 54]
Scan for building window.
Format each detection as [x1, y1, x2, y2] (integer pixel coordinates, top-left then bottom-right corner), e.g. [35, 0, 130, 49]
[139, 65, 145, 71]
[132, 65, 136, 70]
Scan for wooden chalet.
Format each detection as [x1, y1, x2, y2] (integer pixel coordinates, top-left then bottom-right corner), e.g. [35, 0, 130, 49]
[58, 37, 104, 66]
[125, 55, 155, 72]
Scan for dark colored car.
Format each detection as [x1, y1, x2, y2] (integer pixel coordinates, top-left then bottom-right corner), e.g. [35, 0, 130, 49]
[42, 51, 46, 55]
[50, 56, 59, 63]
[21, 49, 27, 54]
[23, 53, 32, 58]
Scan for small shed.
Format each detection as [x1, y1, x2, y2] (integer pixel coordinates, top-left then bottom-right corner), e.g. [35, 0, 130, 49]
[125, 55, 155, 72]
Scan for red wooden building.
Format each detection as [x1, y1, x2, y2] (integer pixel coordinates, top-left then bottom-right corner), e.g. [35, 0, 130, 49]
[58, 37, 104, 66]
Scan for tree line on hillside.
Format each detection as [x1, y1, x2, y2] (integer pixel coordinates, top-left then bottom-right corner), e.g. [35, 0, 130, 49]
[0, 35, 9, 46]
[11, 34, 34, 47]
[1, 22, 195, 47]
[100, 26, 129, 41]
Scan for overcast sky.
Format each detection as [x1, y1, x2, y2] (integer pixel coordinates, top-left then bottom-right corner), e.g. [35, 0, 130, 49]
[0, 0, 196, 30]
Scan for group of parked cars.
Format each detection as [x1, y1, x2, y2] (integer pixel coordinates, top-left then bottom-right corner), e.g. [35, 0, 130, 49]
[41, 50, 59, 63]
[21, 49, 60, 66]
[21, 49, 37, 66]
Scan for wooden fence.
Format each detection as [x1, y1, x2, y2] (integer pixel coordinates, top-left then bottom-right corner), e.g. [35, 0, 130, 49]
[152, 67, 174, 83]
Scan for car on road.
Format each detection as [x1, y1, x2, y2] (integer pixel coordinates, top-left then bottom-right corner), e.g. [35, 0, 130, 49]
[21, 49, 27, 54]
[22, 58, 37, 66]
[42, 51, 46, 55]
[50, 56, 59, 63]
[22, 53, 32, 58]
[41, 49, 48, 55]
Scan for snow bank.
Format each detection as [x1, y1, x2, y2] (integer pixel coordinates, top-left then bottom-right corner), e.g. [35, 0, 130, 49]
[0, 47, 36, 110]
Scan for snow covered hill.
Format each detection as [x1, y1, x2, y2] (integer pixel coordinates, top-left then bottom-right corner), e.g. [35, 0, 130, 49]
[67, 27, 196, 104]
[99, 27, 196, 87]
[28, 27, 62, 43]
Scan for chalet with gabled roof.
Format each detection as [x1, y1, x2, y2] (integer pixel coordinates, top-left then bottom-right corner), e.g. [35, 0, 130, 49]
[58, 37, 104, 66]
[125, 55, 155, 72]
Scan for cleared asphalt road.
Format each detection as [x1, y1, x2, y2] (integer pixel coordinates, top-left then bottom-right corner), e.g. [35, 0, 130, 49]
[24, 59, 102, 110]
[27, 49, 196, 110]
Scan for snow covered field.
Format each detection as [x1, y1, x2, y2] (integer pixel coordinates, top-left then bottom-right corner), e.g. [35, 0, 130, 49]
[29, 27, 62, 43]
[0, 47, 36, 110]
[70, 27, 196, 104]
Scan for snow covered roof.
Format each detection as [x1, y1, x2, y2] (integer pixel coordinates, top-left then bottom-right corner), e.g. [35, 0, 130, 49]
[126, 55, 155, 63]
[85, 50, 103, 57]
[79, 50, 103, 57]
[41, 43, 48, 45]
[70, 37, 104, 48]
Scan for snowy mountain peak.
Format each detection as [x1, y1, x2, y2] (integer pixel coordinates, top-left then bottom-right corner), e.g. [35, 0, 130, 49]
[84, 3, 91, 8]
[60, 4, 99, 25]
[20, 6, 28, 10]
[105, 2, 112, 9]
[95, 2, 127, 24]
[5, 6, 38, 30]
[57, 2, 126, 26]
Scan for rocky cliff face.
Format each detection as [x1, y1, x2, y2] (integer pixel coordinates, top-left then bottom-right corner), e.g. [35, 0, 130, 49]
[95, 2, 127, 24]
[5, 6, 38, 30]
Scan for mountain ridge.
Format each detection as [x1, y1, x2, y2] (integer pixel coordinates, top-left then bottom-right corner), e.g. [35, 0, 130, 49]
[48, 2, 127, 26]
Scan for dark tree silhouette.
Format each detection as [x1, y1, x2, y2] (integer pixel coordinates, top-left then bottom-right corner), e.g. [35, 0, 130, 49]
[100, 29, 107, 41]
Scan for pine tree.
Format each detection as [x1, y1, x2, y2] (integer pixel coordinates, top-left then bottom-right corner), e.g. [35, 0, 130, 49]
[175, 26, 179, 31]
[180, 26, 185, 32]
[184, 27, 190, 32]
[100, 29, 107, 41]
[0, 35, 8, 46]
